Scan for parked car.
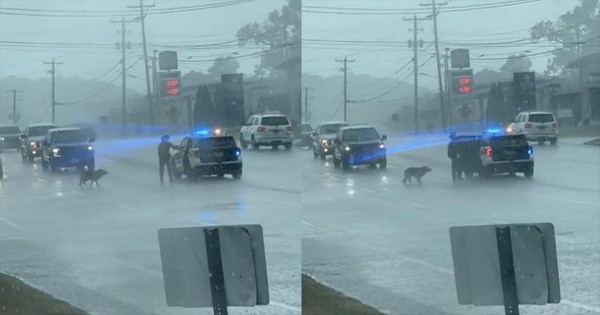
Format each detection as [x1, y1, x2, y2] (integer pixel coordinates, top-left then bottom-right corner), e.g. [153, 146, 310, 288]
[507, 111, 558, 145]
[240, 114, 294, 150]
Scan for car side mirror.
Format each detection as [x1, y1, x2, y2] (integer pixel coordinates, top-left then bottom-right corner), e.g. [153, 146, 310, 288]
[381, 135, 387, 141]
[20, 134, 27, 139]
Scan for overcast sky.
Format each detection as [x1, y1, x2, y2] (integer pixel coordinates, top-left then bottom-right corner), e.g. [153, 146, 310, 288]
[303, 0, 577, 89]
[0, 0, 284, 92]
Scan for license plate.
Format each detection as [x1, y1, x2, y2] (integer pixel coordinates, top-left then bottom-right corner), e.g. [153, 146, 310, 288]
[214, 152, 223, 158]
[272, 129, 280, 134]
[504, 150, 515, 156]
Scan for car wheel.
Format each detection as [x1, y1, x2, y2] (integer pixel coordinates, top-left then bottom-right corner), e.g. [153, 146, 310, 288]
[27, 153, 34, 162]
[284, 143, 292, 150]
[481, 166, 492, 178]
[379, 158, 387, 169]
[232, 169, 242, 180]
[21, 149, 26, 162]
[172, 161, 182, 181]
[319, 151, 326, 161]
[239, 134, 246, 149]
[342, 158, 350, 170]
[550, 138, 557, 145]
[251, 136, 259, 150]
[524, 167, 534, 178]
[49, 162, 58, 173]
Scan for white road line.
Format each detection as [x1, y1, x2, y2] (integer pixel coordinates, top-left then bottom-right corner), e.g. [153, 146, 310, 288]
[270, 301, 301, 313]
[302, 219, 320, 230]
[552, 198, 600, 207]
[119, 204, 140, 211]
[561, 299, 600, 313]
[327, 175, 339, 181]
[411, 203, 429, 209]
[0, 216, 23, 230]
[398, 255, 453, 275]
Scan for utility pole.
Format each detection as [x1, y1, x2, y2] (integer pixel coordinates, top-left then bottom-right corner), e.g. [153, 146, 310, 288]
[444, 48, 452, 126]
[129, 0, 155, 129]
[152, 50, 160, 124]
[335, 57, 355, 121]
[421, 0, 448, 130]
[404, 15, 429, 134]
[303, 87, 314, 122]
[111, 16, 135, 136]
[6, 89, 23, 124]
[43, 59, 63, 124]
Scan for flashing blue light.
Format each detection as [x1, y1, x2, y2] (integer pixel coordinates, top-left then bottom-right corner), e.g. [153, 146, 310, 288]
[194, 129, 210, 136]
[486, 128, 502, 134]
[528, 147, 533, 155]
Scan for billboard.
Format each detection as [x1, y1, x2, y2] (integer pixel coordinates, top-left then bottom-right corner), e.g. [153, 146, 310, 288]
[159, 51, 178, 71]
[451, 49, 470, 69]
[450, 69, 474, 96]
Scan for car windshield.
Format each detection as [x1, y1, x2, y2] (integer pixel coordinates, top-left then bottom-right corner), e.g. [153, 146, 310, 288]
[194, 136, 237, 148]
[262, 116, 289, 126]
[28, 126, 56, 137]
[342, 128, 380, 141]
[319, 124, 348, 134]
[301, 124, 313, 132]
[528, 113, 555, 123]
[0, 126, 21, 134]
[51, 130, 88, 143]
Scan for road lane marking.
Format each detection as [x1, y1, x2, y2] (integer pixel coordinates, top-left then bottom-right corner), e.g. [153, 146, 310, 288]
[398, 255, 453, 275]
[561, 299, 600, 313]
[0, 216, 23, 230]
[302, 219, 320, 230]
[552, 198, 600, 207]
[326, 175, 339, 181]
[119, 204, 140, 211]
[411, 203, 429, 209]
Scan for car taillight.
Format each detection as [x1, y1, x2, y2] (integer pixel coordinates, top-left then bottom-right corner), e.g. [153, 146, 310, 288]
[524, 123, 532, 128]
[485, 147, 492, 157]
[257, 126, 265, 132]
[552, 123, 557, 128]
[287, 126, 293, 131]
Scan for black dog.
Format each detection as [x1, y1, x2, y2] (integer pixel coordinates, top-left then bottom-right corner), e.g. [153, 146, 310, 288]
[79, 168, 108, 187]
[403, 166, 432, 185]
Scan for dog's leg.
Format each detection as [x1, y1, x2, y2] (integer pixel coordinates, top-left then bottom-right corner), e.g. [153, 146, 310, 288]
[402, 176, 407, 184]
[417, 176, 422, 185]
[408, 176, 412, 183]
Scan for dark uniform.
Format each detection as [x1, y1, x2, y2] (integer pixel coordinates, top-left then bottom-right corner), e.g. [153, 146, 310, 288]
[448, 135, 463, 181]
[158, 136, 175, 184]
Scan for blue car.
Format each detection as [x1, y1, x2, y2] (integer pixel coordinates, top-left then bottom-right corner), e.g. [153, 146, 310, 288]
[41, 127, 95, 172]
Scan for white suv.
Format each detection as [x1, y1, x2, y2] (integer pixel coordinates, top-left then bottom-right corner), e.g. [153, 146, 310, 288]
[240, 114, 294, 150]
[507, 111, 558, 145]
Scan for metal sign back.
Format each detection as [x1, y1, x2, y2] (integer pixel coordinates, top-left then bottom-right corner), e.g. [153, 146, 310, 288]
[449, 223, 560, 306]
[157, 224, 269, 308]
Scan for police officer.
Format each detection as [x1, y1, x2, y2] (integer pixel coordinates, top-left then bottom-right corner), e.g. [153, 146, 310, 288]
[158, 135, 176, 184]
[447, 132, 463, 181]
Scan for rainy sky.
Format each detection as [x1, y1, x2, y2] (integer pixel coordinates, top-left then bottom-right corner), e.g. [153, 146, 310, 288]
[0, 0, 285, 92]
[303, 0, 577, 89]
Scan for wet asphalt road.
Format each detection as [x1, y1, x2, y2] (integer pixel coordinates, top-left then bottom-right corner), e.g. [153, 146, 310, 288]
[0, 137, 301, 315]
[302, 134, 600, 315]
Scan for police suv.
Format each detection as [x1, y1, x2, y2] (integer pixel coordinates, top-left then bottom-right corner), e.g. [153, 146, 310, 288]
[454, 131, 534, 178]
[171, 130, 242, 180]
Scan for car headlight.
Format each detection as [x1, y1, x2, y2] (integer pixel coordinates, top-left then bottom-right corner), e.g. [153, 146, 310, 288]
[344, 146, 351, 151]
[87, 145, 94, 151]
[0, 137, 4, 141]
[506, 127, 513, 133]
[52, 148, 60, 154]
[30, 141, 36, 146]
[321, 139, 328, 145]
[379, 144, 385, 149]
